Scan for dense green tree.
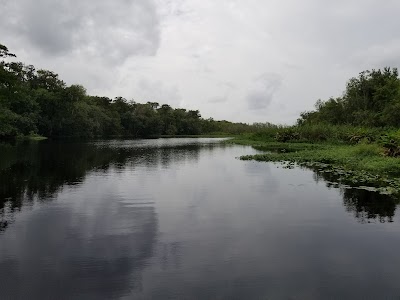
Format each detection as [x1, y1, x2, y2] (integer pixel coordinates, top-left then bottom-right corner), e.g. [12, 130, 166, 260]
[0, 44, 16, 58]
[298, 67, 400, 127]
[0, 43, 261, 139]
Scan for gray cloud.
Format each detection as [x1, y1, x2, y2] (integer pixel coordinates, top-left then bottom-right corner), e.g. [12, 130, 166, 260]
[136, 78, 182, 107]
[246, 73, 282, 111]
[2, 0, 400, 124]
[208, 96, 227, 104]
[347, 41, 400, 70]
[218, 81, 236, 89]
[1, 0, 160, 62]
[157, 0, 193, 20]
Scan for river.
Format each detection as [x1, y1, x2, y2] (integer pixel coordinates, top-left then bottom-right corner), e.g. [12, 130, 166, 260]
[1, 138, 400, 299]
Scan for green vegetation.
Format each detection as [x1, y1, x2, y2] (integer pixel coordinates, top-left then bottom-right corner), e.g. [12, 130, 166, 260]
[3, 40, 400, 195]
[18, 134, 48, 141]
[231, 67, 400, 196]
[232, 136, 400, 197]
[298, 68, 400, 127]
[0, 43, 262, 139]
[241, 142, 399, 175]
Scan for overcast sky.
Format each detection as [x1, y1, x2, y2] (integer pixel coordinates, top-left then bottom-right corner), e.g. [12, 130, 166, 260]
[1, 0, 399, 124]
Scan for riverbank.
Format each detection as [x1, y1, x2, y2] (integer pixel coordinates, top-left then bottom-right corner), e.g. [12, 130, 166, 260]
[24, 134, 48, 141]
[8, 134, 48, 141]
[229, 136, 400, 196]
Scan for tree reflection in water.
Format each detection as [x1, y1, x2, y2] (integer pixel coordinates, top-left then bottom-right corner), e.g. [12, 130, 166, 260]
[0, 139, 222, 232]
[311, 167, 398, 223]
[0, 139, 224, 299]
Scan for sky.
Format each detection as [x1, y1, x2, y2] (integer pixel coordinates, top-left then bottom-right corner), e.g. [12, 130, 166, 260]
[1, 0, 400, 124]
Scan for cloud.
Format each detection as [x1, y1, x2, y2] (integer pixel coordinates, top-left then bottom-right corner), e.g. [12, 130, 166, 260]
[208, 96, 227, 104]
[217, 81, 237, 89]
[1, 0, 161, 63]
[3, 0, 400, 124]
[157, 0, 194, 20]
[347, 40, 400, 70]
[246, 73, 282, 111]
[136, 78, 182, 107]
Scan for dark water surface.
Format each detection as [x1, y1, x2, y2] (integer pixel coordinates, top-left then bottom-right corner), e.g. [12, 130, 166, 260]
[1, 138, 400, 299]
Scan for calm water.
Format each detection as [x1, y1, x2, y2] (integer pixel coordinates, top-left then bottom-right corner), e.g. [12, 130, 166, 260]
[1, 138, 400, 299]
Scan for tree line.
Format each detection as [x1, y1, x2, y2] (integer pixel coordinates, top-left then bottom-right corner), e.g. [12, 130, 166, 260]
[298, 67, 400, 127]
[0, 43, 265, 139]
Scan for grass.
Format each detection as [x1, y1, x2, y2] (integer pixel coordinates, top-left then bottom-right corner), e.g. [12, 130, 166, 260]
[240, 143, 400, 175]
[236, 124, 400, 145]
[28, 135, 48, 141]
[16, 134, 47, 141]
[157, 133, 235, 138]
[228, 132, 400, 197]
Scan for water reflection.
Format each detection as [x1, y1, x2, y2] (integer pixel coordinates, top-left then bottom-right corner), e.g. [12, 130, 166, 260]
[0, 139, 226, 233]
[1, 138, 399, 230]
[311, 167, 398, 223]
[0, 194, 158, 299]
[2, 139, 400, 299]
[0, 138, 228, 299]
[342, 189, 396, 223]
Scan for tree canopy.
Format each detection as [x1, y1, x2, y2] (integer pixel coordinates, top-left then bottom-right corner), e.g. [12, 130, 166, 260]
[0, 43, 257, 139]
[298, 67, 400, 127]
